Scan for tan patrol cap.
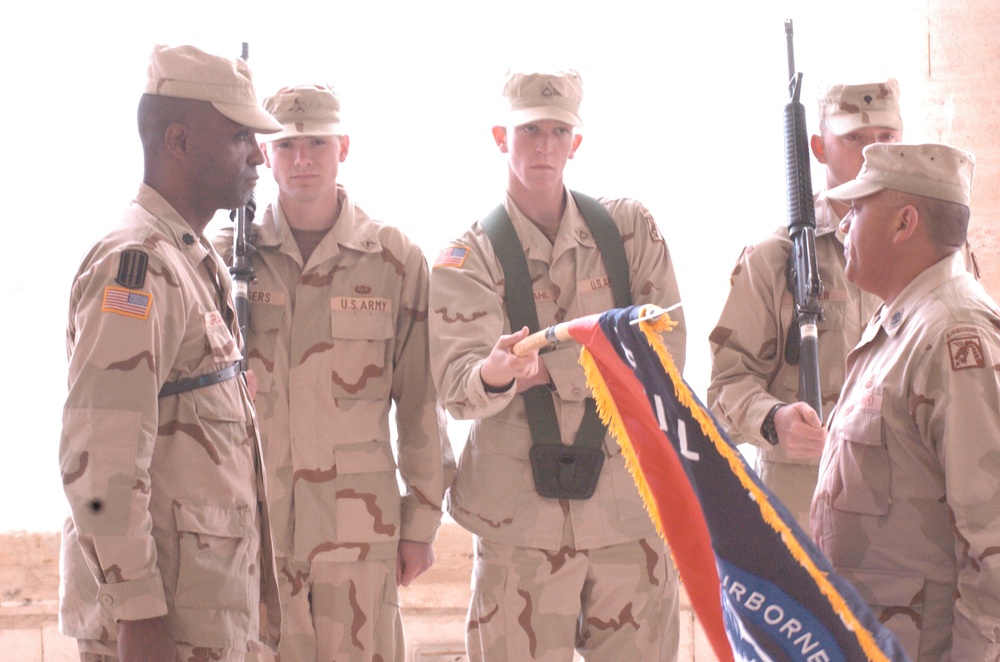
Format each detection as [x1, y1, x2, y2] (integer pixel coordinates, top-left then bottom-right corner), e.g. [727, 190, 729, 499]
[144, 44, 282, 134]
[818, 79, 902, 136]
[262, 84, 344, 142]
[826, 143, 974, 206]
[501, 69, 583, 128]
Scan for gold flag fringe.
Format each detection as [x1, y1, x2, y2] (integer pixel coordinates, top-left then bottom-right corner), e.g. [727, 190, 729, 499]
[576, 305, 889, 662]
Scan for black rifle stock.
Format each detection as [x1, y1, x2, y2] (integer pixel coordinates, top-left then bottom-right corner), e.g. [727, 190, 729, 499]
[783, 20, 824, 419]
[230, 41, 255, 370]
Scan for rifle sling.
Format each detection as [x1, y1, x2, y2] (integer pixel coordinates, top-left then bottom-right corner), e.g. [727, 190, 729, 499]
[158, 361, 243, 397]
[480, 191, 631, 458]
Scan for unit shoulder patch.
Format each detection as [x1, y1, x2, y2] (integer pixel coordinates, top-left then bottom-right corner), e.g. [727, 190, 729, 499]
[115, 249, 148, 289]
[947, 329, 985, 371]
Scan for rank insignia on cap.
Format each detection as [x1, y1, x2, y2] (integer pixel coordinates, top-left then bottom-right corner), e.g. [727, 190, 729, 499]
[433, 245, 469, 269]
[116, 249, 148, 289]
[102, 286, 153, 320]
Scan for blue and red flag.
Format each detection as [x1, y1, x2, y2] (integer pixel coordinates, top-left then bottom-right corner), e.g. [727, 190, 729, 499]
[563, 305, 909, 662]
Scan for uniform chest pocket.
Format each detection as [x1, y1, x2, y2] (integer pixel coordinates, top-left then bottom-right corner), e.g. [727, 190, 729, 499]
[204, 311, 241, 363]
[329, 305, 393, 400]
[247, 303, 285, 395]
[576, 274, 615, 316]
[819, 298, 847, 331]
[830, 400, 891, 516]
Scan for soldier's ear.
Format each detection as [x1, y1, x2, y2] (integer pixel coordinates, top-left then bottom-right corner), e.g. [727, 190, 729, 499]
[261, 143, 273, 169]
[810, 133, 827, 164]
[164, 122, 190, 160]
[492, 126, 508, 153]
[892, 203, 921, 245]
[339, 135, 350, 162]
[568, 133, 583, 159]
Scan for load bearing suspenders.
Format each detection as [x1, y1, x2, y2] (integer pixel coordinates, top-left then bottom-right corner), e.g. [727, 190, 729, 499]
[480, 191, 632, 500]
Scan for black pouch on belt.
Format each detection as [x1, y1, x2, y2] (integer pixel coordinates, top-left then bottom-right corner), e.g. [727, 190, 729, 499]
[525, 390, 606, 500]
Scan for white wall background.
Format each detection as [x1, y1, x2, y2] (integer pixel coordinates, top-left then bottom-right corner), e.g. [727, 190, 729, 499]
[0, 0, 930, 531]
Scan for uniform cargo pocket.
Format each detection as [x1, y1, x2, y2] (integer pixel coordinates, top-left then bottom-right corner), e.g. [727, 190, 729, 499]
[334, 441, 401, 543]
[173, 500, 253, 611]
[330, 305, 393, 399]
[830, 400, 890, 516]
[837, 566, 929, 658]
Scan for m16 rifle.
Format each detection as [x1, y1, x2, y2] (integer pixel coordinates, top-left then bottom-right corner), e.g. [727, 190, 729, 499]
[782, 20, 824, 419]
[230, 41, 255, 369]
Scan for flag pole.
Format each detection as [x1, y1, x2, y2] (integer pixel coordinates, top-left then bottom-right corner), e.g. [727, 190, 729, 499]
[512, 302, 682, 357]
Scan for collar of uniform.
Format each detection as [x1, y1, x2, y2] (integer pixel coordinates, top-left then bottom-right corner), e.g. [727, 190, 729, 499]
[252, 202, 284, 249]
[256, 185, 382, 256]
[134, 183, 212, 266]
[879, 251, 966, 337]
[503, 188, 597, 262]
[814, 193, 842, 240]
[326, 186, 381, 254]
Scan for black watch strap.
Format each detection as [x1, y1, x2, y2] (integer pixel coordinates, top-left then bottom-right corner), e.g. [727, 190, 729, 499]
[761, 403, 785, 446]
[482, 376, 516, 394]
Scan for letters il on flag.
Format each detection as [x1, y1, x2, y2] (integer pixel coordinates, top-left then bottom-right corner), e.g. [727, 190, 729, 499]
[564, 305, 909, 662]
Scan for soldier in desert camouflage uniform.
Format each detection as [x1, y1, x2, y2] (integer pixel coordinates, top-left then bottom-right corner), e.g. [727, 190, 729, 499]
[812, 142, 1000, 660]
[58, 44, 283, 661]
[708, 80, 900, 530]
[214, 83, 454, 662]
[429, 68, 685, 661]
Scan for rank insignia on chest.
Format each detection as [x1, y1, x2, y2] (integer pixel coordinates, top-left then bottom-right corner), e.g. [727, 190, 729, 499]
[433, 245, 469, 269]
[115, 249, 148, 289]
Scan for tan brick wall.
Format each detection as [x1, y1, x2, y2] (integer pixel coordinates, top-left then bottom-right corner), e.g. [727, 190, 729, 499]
[922, 1, 1000, 293]
[0, 525, 713, 662]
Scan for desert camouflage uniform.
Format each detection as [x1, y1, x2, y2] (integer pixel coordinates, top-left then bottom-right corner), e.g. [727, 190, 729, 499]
[812, 251, 1000, 660]
[214, 184, 454, 661]
[429, 191, 685, 661]
[708, 194, 880, 529]
[59, 184, 281, 658]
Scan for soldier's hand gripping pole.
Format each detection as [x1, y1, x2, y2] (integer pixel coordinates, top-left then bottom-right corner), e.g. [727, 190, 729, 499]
[783, 19, 824, 419]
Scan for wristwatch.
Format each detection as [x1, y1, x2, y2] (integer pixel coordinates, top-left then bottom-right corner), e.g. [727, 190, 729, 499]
[761, 404, 785, 446]
[482, 376, 516, 394]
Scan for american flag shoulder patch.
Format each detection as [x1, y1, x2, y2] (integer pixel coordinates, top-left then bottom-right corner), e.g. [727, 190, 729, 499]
[433, 245, 470, 269]
[102, 285, 153, 320]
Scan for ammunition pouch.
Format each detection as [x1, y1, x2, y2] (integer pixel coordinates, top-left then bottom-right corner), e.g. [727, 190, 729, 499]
[529, 443, 605, 500]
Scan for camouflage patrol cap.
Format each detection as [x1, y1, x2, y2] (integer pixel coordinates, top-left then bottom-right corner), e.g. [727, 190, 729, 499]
[826, 143, 974, 206]
[263, 84, 345, 142]
[818, 79, 902, 136]
[501, 68, 583, 128]
[144, 44, 281, 134]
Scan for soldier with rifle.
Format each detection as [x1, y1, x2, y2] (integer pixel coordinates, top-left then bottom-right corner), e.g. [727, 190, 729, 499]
[58, 44, 282, 661]
[708, 22, 899, 530]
